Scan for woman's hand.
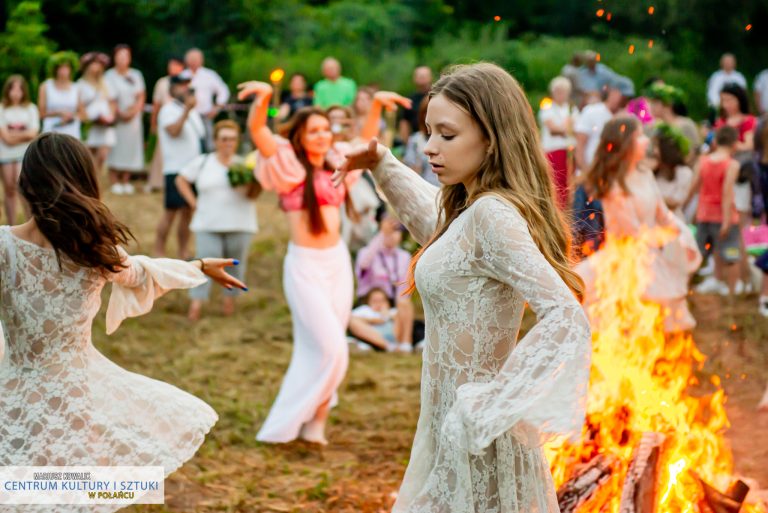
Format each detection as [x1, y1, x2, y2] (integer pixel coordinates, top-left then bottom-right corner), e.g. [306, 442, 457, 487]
[237, 81, 273, 102]
[199, 258, 248, 291]
[332, 138, 388, 187]
[373, 91, 412, 112]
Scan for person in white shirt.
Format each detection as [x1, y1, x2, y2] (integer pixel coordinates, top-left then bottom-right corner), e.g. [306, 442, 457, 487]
[185, 48, 230, 150]
[175, 120, 260, 321]
[575, 75, 634, 173]
[754, 68, 768, 115]
[0, 75, 39, 224]
[538, 76, 577, 209]
[706, 53, 747, 110]
[147, 56, 185, 192]
[154, 71, 205, 260]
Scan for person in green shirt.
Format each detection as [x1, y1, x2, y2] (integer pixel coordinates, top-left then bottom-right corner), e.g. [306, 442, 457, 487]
[313, 57, 357, 108]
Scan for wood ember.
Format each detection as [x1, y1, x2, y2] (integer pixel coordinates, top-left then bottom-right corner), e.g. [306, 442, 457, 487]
[557, 454, 619, 513]
[619, 432, 666, 513]
[694, 473, 750, 513]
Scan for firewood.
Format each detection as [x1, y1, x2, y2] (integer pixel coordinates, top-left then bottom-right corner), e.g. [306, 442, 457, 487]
[619, 432, 665, 513]
[557, 454, 619, 513]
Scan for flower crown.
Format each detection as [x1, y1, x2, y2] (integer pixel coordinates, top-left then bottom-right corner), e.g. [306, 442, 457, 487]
[654, 122, 690, 156]
[47, 51, 80, 78]
[645, 83, 686, 106]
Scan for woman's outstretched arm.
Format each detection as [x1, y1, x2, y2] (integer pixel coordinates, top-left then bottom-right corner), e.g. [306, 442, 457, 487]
[238, 81, 278, 157]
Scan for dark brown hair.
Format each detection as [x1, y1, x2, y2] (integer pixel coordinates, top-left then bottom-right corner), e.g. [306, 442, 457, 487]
[715, 125, 739, 147]
[279, 107, 356, 234]
[19, 133, 134, 273]
[582, 116, 641, 198]
[2, 75, 30, 107]
[654, 133, 686, 181]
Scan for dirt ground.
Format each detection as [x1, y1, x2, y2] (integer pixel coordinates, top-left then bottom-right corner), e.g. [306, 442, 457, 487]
[2, 185, 766, 512]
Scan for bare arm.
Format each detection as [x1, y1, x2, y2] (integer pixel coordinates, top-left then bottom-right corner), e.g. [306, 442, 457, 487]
[174, 175, 197, 210]
[165, 96, 195, 138]
[720, 161, 739, 234]
[575, 133, 589, 172]
[238, 81, 277, 157]
[544, 118, 568, 137]
[37, 84, 48, 119]
[360, 91, 412, 142]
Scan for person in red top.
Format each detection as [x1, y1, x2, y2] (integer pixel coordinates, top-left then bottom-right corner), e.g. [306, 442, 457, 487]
[690, 125, 741, 296]
[237, 79, 410, 445]
[713, 83, 756, 155]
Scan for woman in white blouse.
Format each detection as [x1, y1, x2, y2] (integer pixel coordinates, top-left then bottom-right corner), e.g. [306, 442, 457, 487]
[176, 119, 261, 320]
[0, 75, 39, 224]
[77, 52, 117, 178]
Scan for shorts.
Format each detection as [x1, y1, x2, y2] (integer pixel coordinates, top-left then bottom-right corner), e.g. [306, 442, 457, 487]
[164, 173, 195, 210]
[695, 222, 741, 263]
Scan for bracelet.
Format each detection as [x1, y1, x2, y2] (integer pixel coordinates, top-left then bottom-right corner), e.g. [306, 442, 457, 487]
[197, 258, 205, 271]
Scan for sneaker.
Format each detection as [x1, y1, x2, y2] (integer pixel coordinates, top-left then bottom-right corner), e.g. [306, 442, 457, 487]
[110, 183, 124, 195]
[696, 276, 726, 294]
[698, 258, 715, 277]
[759, 296, 768, 318]
[734, 280, 745, 295]
[412, 339, 425, 353]
[123, 183, 135, 194]
[395, 342, 412, 353]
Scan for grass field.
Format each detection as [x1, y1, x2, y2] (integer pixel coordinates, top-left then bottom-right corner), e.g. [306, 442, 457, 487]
[5, 185, 765, 512]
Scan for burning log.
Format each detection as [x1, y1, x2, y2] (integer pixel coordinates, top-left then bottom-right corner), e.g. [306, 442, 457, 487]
[557, 454, 619, 513]
[694, 472, 750, 513]
[619, 432, 665, 513]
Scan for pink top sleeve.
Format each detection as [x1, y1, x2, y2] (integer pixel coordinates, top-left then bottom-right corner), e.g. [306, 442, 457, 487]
[255, 136, 307, 193]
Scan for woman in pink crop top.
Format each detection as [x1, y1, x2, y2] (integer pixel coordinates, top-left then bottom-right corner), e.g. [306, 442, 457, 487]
[237, 79, 410, 444]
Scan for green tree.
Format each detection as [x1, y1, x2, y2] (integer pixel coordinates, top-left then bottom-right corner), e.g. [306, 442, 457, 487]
[0, 1, 56, 93]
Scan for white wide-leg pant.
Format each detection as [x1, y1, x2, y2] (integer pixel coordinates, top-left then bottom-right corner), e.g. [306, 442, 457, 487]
[256, 240, 353, 443]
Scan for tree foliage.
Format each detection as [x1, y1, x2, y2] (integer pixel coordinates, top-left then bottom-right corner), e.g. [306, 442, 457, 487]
[0, 1, 56, 92]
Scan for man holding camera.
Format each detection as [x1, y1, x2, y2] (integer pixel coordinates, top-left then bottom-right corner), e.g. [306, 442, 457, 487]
[154, 70, 205, 260]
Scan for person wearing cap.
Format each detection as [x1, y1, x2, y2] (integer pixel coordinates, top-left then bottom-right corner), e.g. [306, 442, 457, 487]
[575, 74, 635, 173]
[105, 44, 146, 195]
[184, 48, 229, 150]
[147, 56, 186, 193]
[77, 51, 117, 178]
[154, 70, 205, 260]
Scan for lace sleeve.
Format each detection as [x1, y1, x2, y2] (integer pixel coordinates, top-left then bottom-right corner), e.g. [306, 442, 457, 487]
[106, 251, 207, 335]
[443, 196, 592, 454]
[371, 150, 440, 246]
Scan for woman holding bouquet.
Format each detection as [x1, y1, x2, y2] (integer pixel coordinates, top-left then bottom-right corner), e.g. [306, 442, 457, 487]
[237, 78, 410, 444]
[175, 120, 261, 321]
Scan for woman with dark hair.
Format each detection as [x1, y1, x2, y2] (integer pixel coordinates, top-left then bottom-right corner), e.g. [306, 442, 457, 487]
[715, 83, 756, 154]
[652, 123, 693, 219]
[237, 79, 409, 444]
[0, 133, 245, 478]
[38, 51, 81, 140]
[577, 116, 701, 332]
[105, 44, 146, 195]
[278, 73, 312, 121]
[0, 75, 39, 223]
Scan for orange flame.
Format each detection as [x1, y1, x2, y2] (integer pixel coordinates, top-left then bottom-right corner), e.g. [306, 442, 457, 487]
[597, 9, 605, 17]
[269, 68, 285, 83]
[546, 234, 766, 512]
[648, 6, 655, 15]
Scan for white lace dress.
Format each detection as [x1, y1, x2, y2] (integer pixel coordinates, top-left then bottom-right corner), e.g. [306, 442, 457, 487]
[371, 152, 592, 513]
[0, 226, 218, 513]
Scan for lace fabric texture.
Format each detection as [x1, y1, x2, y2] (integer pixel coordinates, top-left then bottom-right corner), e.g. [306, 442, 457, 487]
[0, 226, 217, 513]
[373, 152, 592, 513]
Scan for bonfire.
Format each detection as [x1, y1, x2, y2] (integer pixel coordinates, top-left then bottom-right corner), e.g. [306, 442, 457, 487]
[546, 234, 766, 513]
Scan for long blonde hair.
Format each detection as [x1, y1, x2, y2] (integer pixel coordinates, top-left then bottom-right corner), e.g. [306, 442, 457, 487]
[406, 63, 584, 301]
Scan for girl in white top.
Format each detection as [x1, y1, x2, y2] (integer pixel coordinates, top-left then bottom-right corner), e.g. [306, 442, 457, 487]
[38, 52, 81, 140]
[176, 120, 261, 321]
[77, 52, 117, 176]
[0, 134, 246, 511]
[0, 75, 39, 224]
[652, 124, 694, 220]
[539, 76, 578, 208]
[334, 63, 590, 513]
[105, 44, 146, 195]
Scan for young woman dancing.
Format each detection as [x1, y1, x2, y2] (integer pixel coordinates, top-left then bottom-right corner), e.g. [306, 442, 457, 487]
[576, 116, 701, 332]
[334, 63, 591, 512]
[237, 80, 409, 445]
[0, 134, 245, 503]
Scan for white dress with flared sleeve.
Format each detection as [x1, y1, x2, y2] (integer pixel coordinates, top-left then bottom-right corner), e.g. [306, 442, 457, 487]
[372, 152, 592, 513]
